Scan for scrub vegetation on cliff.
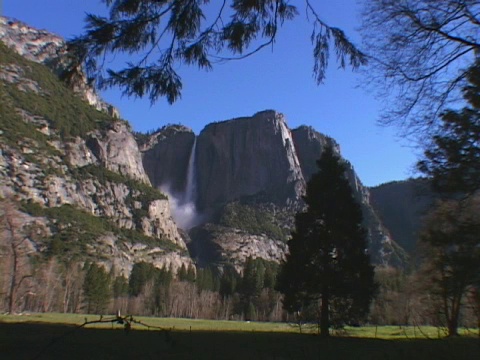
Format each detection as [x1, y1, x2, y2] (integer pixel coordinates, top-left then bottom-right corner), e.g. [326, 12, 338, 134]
[0, 42, 113, 141]
[19, 201, 181, 257]
[219, 201, 290, 242]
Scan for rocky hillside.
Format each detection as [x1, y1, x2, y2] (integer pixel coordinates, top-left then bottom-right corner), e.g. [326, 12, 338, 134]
[0, 17, 191, 275]
[141, 111, 408, 269]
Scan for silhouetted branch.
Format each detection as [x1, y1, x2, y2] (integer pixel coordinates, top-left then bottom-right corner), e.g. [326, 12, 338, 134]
[32, 313, 174, 360]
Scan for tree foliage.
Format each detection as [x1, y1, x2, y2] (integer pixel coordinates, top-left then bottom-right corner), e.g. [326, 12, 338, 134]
[418, 61, 480, 194]
[66, 0, 367, 104]
[361, 0, 480, 137]
[420, 197, 480, 336]
[83, 263, 111, 314]
[276, 146, 376, 336]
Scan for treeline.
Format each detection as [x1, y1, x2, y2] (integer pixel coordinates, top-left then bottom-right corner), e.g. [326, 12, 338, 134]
[1, 247, 478, 328]
[0, 255, 284, 322]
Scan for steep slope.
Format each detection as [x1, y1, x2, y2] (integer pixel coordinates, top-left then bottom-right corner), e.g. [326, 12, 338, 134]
[369, 179, 435, 254]
[292, 126, 407, 266]
[0, 17, 118, 116]
[139, 125, 196, 197]
[0, 18, 190, 275]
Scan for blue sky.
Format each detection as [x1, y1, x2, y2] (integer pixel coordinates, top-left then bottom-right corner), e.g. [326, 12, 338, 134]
[3, 0, 419, 187]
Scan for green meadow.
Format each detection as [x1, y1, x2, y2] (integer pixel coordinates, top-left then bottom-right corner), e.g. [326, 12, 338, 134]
[1, 314, 478, 359]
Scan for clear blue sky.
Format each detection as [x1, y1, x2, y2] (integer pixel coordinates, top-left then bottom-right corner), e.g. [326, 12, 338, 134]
[3, 0, 419, 187]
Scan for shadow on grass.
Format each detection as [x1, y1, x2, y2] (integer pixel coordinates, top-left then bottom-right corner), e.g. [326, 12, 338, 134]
[1, 322, 479, 360]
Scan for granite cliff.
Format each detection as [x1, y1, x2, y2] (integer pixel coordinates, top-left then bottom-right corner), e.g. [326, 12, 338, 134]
[0, 17, 191, 275]
[141, 111, 407, 269]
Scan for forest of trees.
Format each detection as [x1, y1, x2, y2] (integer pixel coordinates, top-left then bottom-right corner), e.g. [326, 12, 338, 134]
[1, 246, 478, 331]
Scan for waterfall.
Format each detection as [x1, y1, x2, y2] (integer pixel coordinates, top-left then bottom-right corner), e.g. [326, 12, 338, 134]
[162, 136, 202, 230]
[184, 137, 197, 205]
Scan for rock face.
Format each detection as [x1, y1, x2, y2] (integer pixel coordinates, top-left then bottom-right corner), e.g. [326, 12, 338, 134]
[291, 125, 340, 180]
[139, 125, 196, 195]
[0, 18, 191, 275]
[195, 111, 305, 211]
[142, 111, 407, 267]
[84, 121, 150, 183]
[189, 224, 287, 272]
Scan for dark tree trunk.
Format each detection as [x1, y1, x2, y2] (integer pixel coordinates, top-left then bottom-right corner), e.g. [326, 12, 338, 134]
[8, 243, 18, 314]
[320, 290, 330, 337]
[446, 296, 461, 337]
[447, 317, 459, 337]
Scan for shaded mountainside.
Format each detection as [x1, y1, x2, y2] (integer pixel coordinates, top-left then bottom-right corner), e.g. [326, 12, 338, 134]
[369, 179, 435, 254]
[138, 125, 195, 196]
[0, 18, 191, 275]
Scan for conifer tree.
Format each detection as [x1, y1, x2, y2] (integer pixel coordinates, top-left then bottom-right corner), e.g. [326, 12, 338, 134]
[128, 262, 156, 296]
[83, 263, 111, 314]
[277, 146, 376, 336]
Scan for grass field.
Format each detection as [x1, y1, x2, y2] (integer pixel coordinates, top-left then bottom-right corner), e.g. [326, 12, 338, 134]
[1, 313, 479, 359]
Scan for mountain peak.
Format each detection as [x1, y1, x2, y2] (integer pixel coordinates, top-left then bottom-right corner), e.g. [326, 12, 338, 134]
[0, 16, 64, 64]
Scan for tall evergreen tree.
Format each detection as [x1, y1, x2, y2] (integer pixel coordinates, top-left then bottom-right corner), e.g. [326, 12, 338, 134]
[276, 146, 376, 337]
[83, 263, 111, 314]
[219, 265, 239, 300]
[128, 262, 156, 296]
[239, 257, 265, 320]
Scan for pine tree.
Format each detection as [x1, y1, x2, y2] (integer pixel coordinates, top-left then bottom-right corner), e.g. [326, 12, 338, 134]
[239, 257, 265, 320]
[276, 146, 376, 337]
[112, 275, 128, 298]
[219, 265, 239, 300]
[83, 263, 111, 314]
[186, 264, 196, 283]
[128, 262, 156, 296]
[178, 264, 188, 282]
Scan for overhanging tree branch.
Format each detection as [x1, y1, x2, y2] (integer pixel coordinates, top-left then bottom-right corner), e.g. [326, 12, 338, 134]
[64, 0, 366, 104]
[361, 0, 480, 138]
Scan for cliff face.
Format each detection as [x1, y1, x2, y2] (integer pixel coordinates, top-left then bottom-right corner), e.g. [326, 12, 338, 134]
[0, 18, 191, 275]
[141, 111, 407, 267]
[139, 125, 195, 195]
[291, 125, 340, 180]
[195, 110, 305, 211]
